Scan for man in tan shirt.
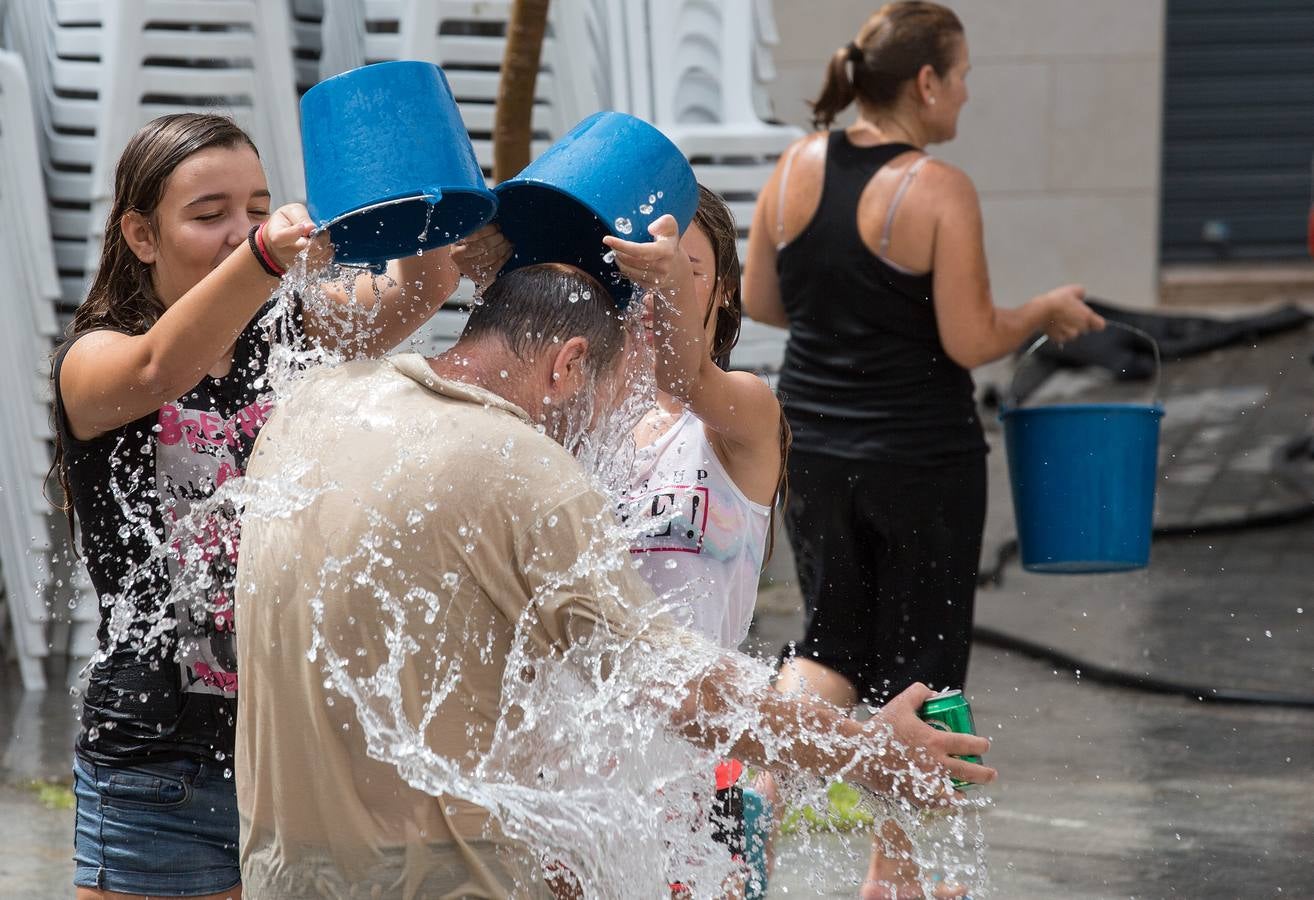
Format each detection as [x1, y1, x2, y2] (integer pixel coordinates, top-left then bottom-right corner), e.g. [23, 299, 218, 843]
[235, 262, 993, 898]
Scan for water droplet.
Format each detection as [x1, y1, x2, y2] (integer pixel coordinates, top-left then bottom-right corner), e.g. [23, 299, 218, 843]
[602, 250, 617, 264]
[499, 370, 509, 379]
[664, 559, 678, 569]
[613, 217, 633, 235]
[638, 203, 653, 215]
[568, 291, 580, 303]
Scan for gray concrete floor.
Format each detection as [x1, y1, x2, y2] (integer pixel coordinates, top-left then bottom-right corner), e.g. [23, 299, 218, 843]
[753, 322, 1314, 898]
[3, 321, 1312, 899]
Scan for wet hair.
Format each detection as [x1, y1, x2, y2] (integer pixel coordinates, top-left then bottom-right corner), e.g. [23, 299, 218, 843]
[461, 263, 624, 376]
[810, 1, 964, 129]
[49, 113, 260, 544]
[691, 184, 743, 372]
[690, 185, 793, 565]
[73, 113, 260, 339]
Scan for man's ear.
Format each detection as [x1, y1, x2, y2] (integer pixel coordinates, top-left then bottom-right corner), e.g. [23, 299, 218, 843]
[121, 209, 157, 265]
[547, 336, 591, 399]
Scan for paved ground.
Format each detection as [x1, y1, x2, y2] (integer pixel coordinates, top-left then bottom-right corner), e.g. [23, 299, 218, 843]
[2, 313, 1312, 899]
[754, 319, 1314, 898]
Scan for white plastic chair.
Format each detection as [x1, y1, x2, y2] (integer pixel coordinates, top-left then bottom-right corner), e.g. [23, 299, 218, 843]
[287, 0, 325, 92]
[368, 0, 609, 173]
[647, 0, 799, 153]
[2, 0, 107, 309]
[318, 0, 365, 81]
[644, 0, 799, 263]
[86, 0, 305, 271]
[0, 50, 62, 690]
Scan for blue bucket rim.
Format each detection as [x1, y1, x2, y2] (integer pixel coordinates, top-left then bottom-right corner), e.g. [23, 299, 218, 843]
[495, 178, 635, 242]
[1000, 402, 1164, 422]
[302, 58, 444, 96]
[317, 187, 496, 230]
[493, 110, 694, 241]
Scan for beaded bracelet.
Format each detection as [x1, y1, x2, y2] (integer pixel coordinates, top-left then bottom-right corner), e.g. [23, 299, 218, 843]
[247, 223, 287, 278]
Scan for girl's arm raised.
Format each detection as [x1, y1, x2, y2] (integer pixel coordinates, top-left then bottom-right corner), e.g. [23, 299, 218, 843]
[306, 224, 512, 358]
[59, 205, 315, 441]
[307, 247, 460, 359]
[606, 217, 781, 459]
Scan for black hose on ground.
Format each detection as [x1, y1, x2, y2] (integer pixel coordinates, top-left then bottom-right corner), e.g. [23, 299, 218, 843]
[974, 499, 1314, 710]
[972, 624, 1314, 710]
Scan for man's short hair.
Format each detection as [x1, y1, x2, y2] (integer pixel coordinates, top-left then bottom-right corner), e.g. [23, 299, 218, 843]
[461, 263, 624, 374]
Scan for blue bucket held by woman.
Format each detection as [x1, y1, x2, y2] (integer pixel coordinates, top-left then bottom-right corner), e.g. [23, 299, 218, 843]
[493, 111, 699, 308]
[300, 60, 496, 266]
[1000, 322, 1165, 574]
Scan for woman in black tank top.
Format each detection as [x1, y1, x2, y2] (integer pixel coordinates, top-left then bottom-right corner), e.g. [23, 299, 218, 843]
[742, 3, 1105, 896]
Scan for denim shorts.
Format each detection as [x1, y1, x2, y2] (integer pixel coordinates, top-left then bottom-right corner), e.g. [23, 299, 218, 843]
[73, 753, 241, 896]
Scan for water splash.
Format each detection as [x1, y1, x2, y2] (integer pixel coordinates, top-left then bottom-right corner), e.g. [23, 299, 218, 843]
[90, 248, 991, 898]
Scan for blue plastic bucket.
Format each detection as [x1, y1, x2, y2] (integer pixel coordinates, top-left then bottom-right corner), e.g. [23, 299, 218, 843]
[300, 61, 496, 266]
[493, 111, 699, 308]
[1000, 323, 1165, 573]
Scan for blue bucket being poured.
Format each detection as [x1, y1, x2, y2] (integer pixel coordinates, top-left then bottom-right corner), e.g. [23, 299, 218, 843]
[493, 111, 699, 308]
[300, 61, 496, 267]
[1000, 321, 1165, 573]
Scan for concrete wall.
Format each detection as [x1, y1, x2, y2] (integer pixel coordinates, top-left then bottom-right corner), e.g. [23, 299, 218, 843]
[765, 0, 1165, 309]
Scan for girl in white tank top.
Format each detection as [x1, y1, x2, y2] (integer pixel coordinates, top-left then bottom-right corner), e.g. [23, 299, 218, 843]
[607, 185, 789, 897]
[607, 185, 789, 650]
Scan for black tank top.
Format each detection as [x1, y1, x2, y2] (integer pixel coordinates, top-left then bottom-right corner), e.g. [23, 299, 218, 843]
[54, 299, 301, 765]
[776, 132, 986, 464]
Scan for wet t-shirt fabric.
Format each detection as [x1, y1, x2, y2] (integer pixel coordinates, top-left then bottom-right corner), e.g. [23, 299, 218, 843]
[54, 300, 298, 766]
[235, 354, 683, 898]
[621, 409, 771, 649]
[775, 132, 987, 465]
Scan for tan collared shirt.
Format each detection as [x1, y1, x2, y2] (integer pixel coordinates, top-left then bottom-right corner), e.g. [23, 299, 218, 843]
[235, 354, 668, 898]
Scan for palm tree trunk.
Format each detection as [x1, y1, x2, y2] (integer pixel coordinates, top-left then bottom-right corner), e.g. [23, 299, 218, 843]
[493, 0, 551, 183]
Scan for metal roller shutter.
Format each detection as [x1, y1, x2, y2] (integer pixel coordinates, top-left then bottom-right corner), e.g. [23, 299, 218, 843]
[1161, 0, 1314, 261]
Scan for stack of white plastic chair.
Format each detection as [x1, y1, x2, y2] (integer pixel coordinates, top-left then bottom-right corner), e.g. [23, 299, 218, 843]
[318, 0, 366, 81]
[0, 0, 103, 318]
[647, 0, 801, 250]
[288, 0, 325, 93]
[85, 0, 305, 271]
[0, 50, 61, 690]
[355, 0, 618, 176]
[288, 0, 366, 91]
[646, 0, 799, 374]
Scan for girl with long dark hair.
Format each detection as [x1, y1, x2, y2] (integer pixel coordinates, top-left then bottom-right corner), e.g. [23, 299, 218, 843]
[54, 112, 495, 899]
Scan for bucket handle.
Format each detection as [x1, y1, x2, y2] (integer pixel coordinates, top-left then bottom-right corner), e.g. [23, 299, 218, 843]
[1006, 319, 1162, 408]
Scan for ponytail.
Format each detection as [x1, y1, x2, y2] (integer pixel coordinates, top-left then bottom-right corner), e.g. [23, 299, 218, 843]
[809, 44, 859, 130]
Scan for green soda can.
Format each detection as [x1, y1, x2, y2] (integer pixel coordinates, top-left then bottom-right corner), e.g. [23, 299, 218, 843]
[918, 689, 981, 789]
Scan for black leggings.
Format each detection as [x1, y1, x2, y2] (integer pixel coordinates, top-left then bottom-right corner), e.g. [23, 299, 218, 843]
[781, 450, 987, 704]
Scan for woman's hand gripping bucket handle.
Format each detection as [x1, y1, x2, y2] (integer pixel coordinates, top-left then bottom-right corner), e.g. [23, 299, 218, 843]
[1004, 320, 1163, 409]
